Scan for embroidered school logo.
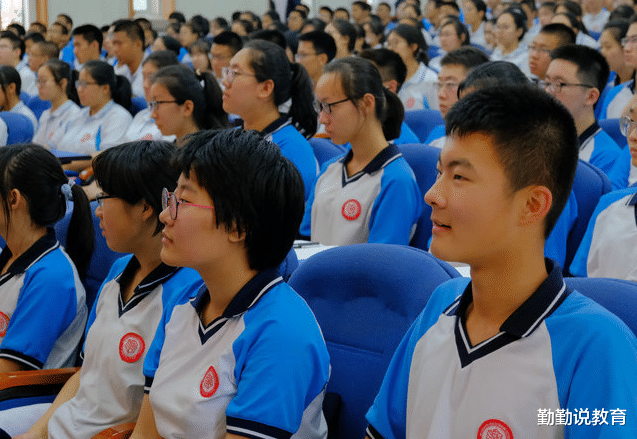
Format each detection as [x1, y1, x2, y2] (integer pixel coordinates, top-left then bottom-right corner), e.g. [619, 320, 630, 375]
[200, 366, 220, 398]
[405, 97, 415, 108]
[142, 133, 153, 140]
[342, 199, 362, 221]
[80, 133, 91, 142]
[0, 312, 9, 337]
[48, 132, 54, 140]
[119, 332, 145, 363]
[477, 419, 513, 439]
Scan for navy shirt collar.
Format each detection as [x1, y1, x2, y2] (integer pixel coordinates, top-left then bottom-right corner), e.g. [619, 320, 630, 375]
[255, 115, 289, 137]
[117, 256, 180, 295]
[454, 259, 570, 338]
[341, 144, 401, 185]
[0, 228, 58, 275]
[578, 121, 601, 148]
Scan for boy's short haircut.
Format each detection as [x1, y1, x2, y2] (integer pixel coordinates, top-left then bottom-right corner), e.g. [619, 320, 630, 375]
[550, 44, 610, 99]
[92, 140, 179, 235]
[519, 0, 536, 12]
[298, 31, 337, 62]
[72, 24, 104, 50]
[35, 41, 61, 59]
[0, 31, 25, 59]
[354, 1, 373, 12]
[212, 31, 244, 55]
[57, 13, 73, 29]
[7, 23, 26, 37]
[335, 7, 351, 19]
[113, 19, 145, 47]
[174, 129, 305, 271]
[457, 60, 528, 95]
[440, 46, 489, 70]
[445, 85, 579, 238]
[250, 29, 287, 50]
[29, 22, 47, 35]
[358, 48, 407, 91]
[539, 23, 576, 46]
[168, 11, 186, 23]
[540, 1, 557, 12]
[24, 32, 45, 44]
[52, 21, 69, 35]
[142, 49, 179, 68]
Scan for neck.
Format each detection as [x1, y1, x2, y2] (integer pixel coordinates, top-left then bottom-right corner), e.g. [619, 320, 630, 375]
[470, 19, 482, 32]
[50, 95, 68, 112]
[89, 98, 110, 116]
[575, 111, 596, 136]
[175, 119, 201, 142]
[5, 225, 48, 264]
[133, 235, 164, 279]
[348, 120, 388, 174]
[242, 105, 280, 133]
[500, 40, 518, 55]
[405, 58, 420, 79]
[5, 94, 20, 110]
[126, 53, 143, 74]
[335, 47, 350, 58]
[617, 66, 635, 85]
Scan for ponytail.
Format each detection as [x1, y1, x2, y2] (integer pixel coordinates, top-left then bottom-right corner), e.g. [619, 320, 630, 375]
[381, 88, 404, 141]
[113, 75, 132, 111]
[289, 63, 318, 138]
[197, 70, 229, 130]
[65, 184, 94, 279]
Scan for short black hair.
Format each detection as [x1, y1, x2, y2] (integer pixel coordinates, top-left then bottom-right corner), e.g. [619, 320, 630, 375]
[539, 23, 576, 46]
[358, 48, 407, 91]
[72, 24, 104, 51]
[353, 1, 372, 12]
[608, 6, 635, 22]
[24, 31, 45, 44]
[440, 46, 489, 70]
[458, 60, 528, 96]
[446, 85, 578, 237]
[602, 19, 631, 44]
[56, 13, 73, 29]
[188, 14, 210, 37]
[250, 29, 287, 49]
[51, 21, 69, 35]
[169, 11, 186, 23]
[550, 44, 610, 105]
[332, 19, 358, 52]
[0, 31, 25, 59]
[7, 23, 25, 37]
[157, 35, 182, 57]
[334, 7, 351, 19]
[212, 31, 244, 55]
[173, 129, 305, 271]
[29, 22, 47, 35]
[142, 49, 179, 69]
[298, 31, 337, 62]
[113, 19, 145, 47]
[93, 140, 179, 235]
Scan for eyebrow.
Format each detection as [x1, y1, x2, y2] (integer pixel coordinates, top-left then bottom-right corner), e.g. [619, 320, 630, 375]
[437, 154, 474, 170]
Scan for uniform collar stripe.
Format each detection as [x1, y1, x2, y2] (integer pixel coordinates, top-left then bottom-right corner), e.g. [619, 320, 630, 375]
[0, 228, 58, 277]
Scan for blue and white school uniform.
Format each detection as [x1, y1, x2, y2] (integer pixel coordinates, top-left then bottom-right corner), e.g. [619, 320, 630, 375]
[143, 268, 330, 439]
[579, 122, 630, 190]
[570, 186, 637, 280]
[9, 101, 38, 132]
[583, 9, 610, 36]
[32, 100, 81, 149]
[398, 63, 439, 111]
[366, 259, 637, 439]
[490, 44, 528, 72]
[300, 144, 422, 245]
[0, 117, 7, 146]
[469, 21, 488, 50]
[0, 229, 86, 370]
[393, 121, 420, 145]
[16, 62, 36, 101]
[57, 100, 133, 154]
[114, 61, 145, 98]
[598, 78, 634, 120]
[260, 116, 319, 201]
[576, 31, 600, 49]
[121, 108, 176, 143]
[47, 256, 203, 439]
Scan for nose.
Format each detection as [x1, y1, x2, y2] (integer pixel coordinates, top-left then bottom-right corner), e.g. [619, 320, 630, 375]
[95, 203, 103, 220]
[424, 176, 445, 208]
[318, 110, 329, 125]
[158, 206, 171, 226]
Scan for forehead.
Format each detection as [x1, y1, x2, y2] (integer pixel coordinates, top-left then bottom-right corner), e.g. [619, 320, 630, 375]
[315, 72, 345, 99]
[112, 31, 131, 42]
[441, 132, 508, 177]
[211, 43, 233, 55]
[546, 58, 579, 79]
[74, 34, 90, 45]
[298, 40, 316, 52]
[438, 63, 468, 80]
[79, 68, 94, 80]
[230, 48, 253, 69]
[497, 13, 514, 25]
[534, 32, 561, 49]
[150, 82, 172, 98]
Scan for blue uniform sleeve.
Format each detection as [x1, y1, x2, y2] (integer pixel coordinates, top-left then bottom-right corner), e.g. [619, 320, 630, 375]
[0, 256, 78, 369]
[545, 191, 578, 267]
[597, 84, 625, 121]
[569, 188, 636, 277]
[393, 122, 421, 145]
[366, 278, 468, 439]
[271, 126, 319, 201]
[589, 135, 629, 190]
[548, 295, 637, 438]
[225, 288, 330, 438]
[368, 158, 423, 245]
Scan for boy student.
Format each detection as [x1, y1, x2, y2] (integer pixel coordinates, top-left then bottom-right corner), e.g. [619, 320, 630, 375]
[544, 44, 630, 189]
[129, 129, 329, 439]
[71, 24, 103, 69]
[365, 85, 637, 439]
[112, 20, 146, 98]
[527, 23, 575, 81]
[0, 31, 36, 97]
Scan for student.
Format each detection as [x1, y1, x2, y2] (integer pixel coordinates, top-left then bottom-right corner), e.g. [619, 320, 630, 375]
[296, 31, 336, 87]
[600, 20, 633, 88]
[57, 60, 132, 170]
[210, 31, 243, 83]
[365, 84, 637, 439]
[582, 0, 610, 36]
[0, 144, 92, 377]
[491, 7, 529, 72]
[14, 140, 204, 439]
[551, 11, 600, 49]
[358, 47, 421, 145]
[221, 39, 318, 200]
[300, 57, 422, 245]
[32, 59, 81, 148]
[0, 31, 36, 98]
[112, 20, 146, 97]
[527, 23, 575, 81]
[570, 104, 637, 279]
[71, 24, 103, 70]
[363, 19, 385, 49]
[543, 44, 630, 189]
[387, 24, 438, 111]
[429, 17, 471, 73]
[25, 40, 54, 96]
[189, 39, 212, 73]
[325, 18, 357, 59]
[0, 65, 38, 131]
[179, 19, 207, 66]
[149, 64, 228, 143]
[462, 0, 488, 48]
[121, 51, 179, 143]
[129, 129, 330, 439]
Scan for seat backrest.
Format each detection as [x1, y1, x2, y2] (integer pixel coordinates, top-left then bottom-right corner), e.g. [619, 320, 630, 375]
[564, 277, 637, 336]
[288, 244, 460, 439]
[21, 92, 52, 120]
[130, 96, 148, 116]
[398, 143, 440, 251]
[308, 137, 348, 167]
[565, 160, 612, 274]
[599, 118, 626, 148]
[0, 112, 34, 144]
[403, 109, 444, 143]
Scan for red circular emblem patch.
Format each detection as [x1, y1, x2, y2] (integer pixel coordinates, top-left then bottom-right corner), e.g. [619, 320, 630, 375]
[341, 199, 362, 221]
[477, 419, 513, 439]
[119, 332, 145, 363]
[200, 366, 220, 398]
[80, 133, 91, 142]
[406, 97, 415, 108]
[0, 312, 9, 337]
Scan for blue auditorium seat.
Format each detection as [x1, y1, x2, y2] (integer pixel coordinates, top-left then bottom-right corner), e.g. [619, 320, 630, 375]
[403, 109, 444, 143]
[0, 112, 34, 144]
[308, 137, 348, 167]
[130, 96, 148, 116]
[599, 118, 626, 148]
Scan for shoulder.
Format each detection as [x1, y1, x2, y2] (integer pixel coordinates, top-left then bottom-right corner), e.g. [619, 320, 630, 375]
[271, 123, 309, 144]
[597, 186, 637, 210]
[108, 103, 133, 121]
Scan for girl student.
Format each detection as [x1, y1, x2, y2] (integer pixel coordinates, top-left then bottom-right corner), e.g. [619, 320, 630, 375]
[148, 64, 228, 144]
[491, 6, 529, 71]
[57, 60, 133, 171]
[221, 39, 318, 200]
[300, 57, 422, 245]
[16, 140, 203, 439]
[32, 59, 81, 149]
[386, 23, 438, 111]
[0, 65, 39, 131]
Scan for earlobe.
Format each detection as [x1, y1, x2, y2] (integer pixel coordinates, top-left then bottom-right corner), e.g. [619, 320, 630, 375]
[520, 185, 552, 227]
[228, 226, 246, 243]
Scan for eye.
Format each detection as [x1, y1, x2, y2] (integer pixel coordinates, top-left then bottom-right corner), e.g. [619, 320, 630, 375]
[453, 174, 465, 181]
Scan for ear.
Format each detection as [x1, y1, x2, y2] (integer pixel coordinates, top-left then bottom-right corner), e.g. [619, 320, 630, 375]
[182, 99, 194, 117]
[360, 92, 376, 115]
[585, 87, 600, 108]
[6, 82, 16, 96]
[8, 189, 21, 211]
[409, 42, 419, 54]
[140, 200, 154, 222]
[384, 79, 399, 94]
[318, 53, 328, 67]
[228, 224, 246, 243]
[256, 78, 275, 100]
[519, 185, 552, 228]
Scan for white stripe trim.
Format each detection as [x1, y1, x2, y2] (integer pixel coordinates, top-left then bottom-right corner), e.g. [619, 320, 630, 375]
[227, 426, 279, 439]
[522, 281, 566, 338]
[460, 325, 506, 354]
[0, 352, 41, 370]
[247, 276, 283, 309]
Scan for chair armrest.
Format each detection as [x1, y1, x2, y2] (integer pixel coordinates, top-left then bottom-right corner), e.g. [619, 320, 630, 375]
[91, 422, 135, 439]
[0, 367, 79, 391]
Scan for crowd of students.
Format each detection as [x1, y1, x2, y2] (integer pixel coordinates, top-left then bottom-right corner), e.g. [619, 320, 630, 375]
[0, 0, 635, 437]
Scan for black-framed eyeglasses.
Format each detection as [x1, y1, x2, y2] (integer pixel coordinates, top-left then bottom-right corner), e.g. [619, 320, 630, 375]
[222, 67, 257, 84]
[539, 80, 594, 94]
[161, 188, 214, 220]
[75, 80, 99, 89]
[148, 100, 179, 111]
[528, 44, 552, 55]
[313, 98, 352, 115]
[620, 115, 637, 137]
[95, 193, 117, 207]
